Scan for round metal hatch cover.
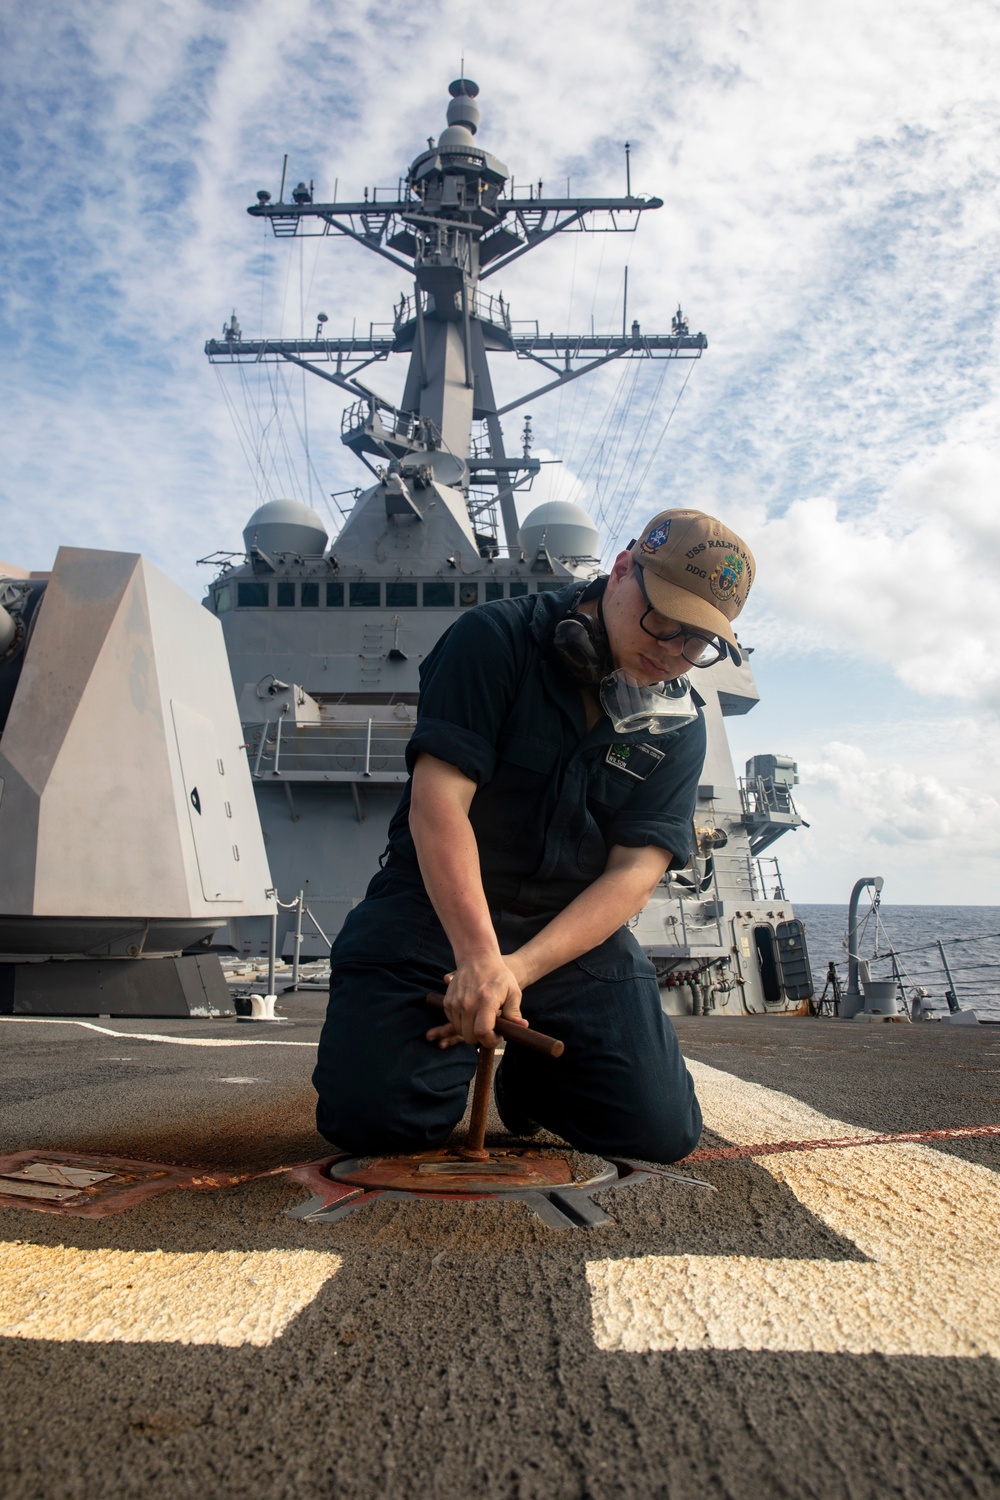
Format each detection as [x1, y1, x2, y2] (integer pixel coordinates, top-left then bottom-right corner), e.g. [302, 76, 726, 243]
[328, 1147, 616, 1195]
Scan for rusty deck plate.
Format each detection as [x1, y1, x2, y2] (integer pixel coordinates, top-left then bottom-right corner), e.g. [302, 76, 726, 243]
[284, 1153, 700, 1230]
[331, 1147, 577, 1194]
[0, 1150, 201, 1217]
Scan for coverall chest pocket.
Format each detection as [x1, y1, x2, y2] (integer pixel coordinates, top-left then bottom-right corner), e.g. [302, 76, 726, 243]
[587, 763, 635, 812]
[476, 734, 559, 851]
[578, 763, 635, 874]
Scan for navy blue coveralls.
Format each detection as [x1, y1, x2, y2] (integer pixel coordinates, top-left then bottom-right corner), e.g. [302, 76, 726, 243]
[313, 581, 706, 1162]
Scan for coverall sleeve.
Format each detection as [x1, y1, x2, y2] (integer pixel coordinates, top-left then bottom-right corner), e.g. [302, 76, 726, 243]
[404, 605, 522, 785]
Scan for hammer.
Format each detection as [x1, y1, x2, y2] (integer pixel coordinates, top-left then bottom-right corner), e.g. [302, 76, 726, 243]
[425, 991, 564, 1161]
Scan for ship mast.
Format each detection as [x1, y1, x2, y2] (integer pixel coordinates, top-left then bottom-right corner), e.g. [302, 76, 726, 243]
[206, 78, 707, 553]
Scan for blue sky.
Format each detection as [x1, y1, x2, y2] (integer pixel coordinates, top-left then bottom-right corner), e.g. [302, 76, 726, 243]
[3, 0, 1000, 902]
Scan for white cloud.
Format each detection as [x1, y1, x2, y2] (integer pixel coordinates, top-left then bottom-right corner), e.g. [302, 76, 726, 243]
[723, 417, 1000, 708]
[803, 739, 1000, 850]
[3, 0, 1000, 901]
[6, 0, 1000, 587]
[740, 713, 1000, 903]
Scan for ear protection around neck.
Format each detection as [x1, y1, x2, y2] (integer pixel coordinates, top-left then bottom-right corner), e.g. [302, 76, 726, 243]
[552, 604, 612, 687]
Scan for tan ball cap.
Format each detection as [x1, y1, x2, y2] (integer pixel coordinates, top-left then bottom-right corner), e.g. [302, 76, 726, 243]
[627, 509, 755, 663]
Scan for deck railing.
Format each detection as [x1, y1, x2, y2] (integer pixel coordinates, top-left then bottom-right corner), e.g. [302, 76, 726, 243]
[245, 718, 411, 782]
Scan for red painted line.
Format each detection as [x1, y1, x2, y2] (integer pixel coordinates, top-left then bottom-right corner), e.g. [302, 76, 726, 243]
[688, 1123, 1000, 1163]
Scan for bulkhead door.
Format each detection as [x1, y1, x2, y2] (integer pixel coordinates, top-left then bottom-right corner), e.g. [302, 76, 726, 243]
[775, 919, 813, 1000]
[753, 926, 782, 1004]
[171, 700, 242, 902]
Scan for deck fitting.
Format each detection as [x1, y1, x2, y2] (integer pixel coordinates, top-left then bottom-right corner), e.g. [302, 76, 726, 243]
[0, 1150, 203, 1217]
[285, 1149, 714, 1229]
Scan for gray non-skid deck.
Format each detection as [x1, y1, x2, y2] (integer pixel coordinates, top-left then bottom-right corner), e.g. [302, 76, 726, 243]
[1, 1006, 998, 1499]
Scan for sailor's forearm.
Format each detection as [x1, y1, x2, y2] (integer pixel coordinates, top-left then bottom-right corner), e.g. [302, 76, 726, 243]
[507, 849, 669, 988]
[411, 809, 497, 959]
[409, 754, 527, 1047]
[408, 757, 498, 962]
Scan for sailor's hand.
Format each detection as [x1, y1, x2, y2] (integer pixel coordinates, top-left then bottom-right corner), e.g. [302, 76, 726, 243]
[425, 955, 528, 1049]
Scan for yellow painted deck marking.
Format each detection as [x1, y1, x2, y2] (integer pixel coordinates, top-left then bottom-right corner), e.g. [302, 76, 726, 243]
[0, 1244, 341, 1346]
[587, 1060, 1000, 1356]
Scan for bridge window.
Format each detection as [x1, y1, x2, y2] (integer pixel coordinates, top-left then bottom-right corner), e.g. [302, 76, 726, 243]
[386, 581, 418, 607]
[276, 582, 296, 607]
[301, 582, 319, 607]
[237, 581, 269, 607]
[326, 582, 344, 606]
[509, 581, 528, 598]
[350, 581, 381, 606]
[535, 580, 563, 592]
[485, 581, 504, 602]
[214, 585, 232, 613]
[423, 581, 455, 606]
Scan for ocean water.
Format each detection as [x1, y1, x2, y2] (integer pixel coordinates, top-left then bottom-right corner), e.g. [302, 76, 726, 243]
[796, 904, 1000, 1019]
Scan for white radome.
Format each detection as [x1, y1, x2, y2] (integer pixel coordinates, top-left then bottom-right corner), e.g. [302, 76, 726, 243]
[517, 501, 600, 563]
[242, 500, 329, 558]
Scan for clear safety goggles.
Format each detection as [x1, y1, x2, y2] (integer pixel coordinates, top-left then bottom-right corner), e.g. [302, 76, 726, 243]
[599, 670, 699, 736]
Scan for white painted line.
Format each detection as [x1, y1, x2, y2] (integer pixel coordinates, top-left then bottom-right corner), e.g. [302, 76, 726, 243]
[0, 1243, 341, 1346]
[587, 1060, 1000, 1357]
[0, 1019, 314, 1047]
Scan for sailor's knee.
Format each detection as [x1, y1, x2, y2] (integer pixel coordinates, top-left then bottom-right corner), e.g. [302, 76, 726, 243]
[313, 1049, 464, 1153]
[314, 1060, 408, 1150]
[634, 1091, 703, 1164]
[315, 1088, 438, 1153]
[315, 1095, 409, 1154]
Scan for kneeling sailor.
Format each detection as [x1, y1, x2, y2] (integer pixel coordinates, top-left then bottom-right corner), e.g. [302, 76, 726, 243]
[313, 508, 755, 1162]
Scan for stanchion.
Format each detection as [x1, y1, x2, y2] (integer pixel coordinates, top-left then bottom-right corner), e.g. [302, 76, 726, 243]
[292, 890, 304, 987]
[266, 903, 277, 1000]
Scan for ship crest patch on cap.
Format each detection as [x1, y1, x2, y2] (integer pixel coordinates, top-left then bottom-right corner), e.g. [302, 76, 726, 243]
[709, 551, 744, 604]
[640, 520, 671, 554]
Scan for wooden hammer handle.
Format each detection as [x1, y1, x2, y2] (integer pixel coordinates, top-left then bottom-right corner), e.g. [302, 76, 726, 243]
[425, 992, 564, 1058]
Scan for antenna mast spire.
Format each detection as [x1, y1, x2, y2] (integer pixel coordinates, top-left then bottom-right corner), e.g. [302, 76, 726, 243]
[207, 80, 706, 552]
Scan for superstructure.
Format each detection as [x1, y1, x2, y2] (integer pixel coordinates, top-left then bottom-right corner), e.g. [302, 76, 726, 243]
[205, 78, 812, 1015]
